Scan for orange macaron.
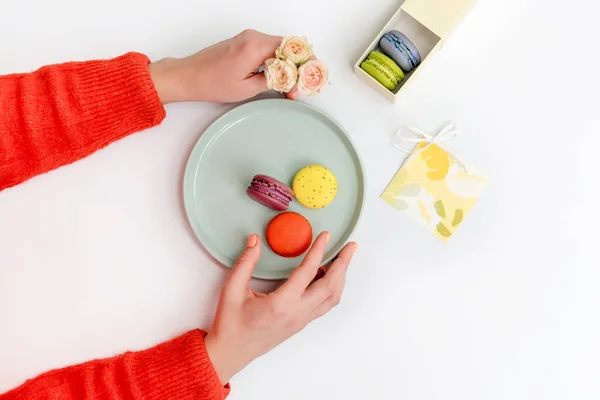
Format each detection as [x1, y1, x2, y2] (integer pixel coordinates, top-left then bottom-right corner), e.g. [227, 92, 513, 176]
[266, 212, 313, 258]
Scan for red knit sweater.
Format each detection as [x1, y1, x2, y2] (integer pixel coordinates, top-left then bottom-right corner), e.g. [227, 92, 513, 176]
[0, 53, 230, 399]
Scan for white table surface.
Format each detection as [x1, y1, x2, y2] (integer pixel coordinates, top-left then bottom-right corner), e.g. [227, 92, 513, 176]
[0, 0, 597, 398]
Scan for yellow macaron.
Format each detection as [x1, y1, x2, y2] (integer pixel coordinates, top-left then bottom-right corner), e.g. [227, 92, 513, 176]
[292, 165, 338, 209]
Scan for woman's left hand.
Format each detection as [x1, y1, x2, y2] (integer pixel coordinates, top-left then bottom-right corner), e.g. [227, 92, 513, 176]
[204, 232, 357, 384]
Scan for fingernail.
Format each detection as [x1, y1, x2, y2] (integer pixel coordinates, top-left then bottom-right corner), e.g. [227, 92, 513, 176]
[291, 92, 297, 100]
[247, 234, 258, 248]
[325, 232, 331, 244]
[351, 242, 358, 254]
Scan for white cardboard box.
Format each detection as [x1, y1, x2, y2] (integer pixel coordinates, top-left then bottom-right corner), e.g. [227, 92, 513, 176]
[354, 0, 477, 103]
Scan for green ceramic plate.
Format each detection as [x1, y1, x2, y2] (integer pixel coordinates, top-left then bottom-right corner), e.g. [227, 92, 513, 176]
[183, 99, 365, 280]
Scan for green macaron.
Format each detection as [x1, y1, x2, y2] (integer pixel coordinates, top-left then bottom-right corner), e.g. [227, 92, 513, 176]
[360, 51, 405, 91]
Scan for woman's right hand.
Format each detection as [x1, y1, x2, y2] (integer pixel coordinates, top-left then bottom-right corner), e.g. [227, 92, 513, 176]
[204, 232, 357, 384]
[149, 29, 300, 104]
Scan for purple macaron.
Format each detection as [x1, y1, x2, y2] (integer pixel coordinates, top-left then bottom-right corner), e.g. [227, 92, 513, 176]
[247, 174, 294, 211]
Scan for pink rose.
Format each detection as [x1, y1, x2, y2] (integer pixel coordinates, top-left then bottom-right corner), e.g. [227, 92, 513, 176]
[265, 58, 298, 93]
[297, 60, 328, 96]
[276, 36, 313, 65]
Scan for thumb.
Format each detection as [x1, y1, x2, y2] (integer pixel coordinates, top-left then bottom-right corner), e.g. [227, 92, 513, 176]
[246, 74, 298, 100]
[227, 234, 262, 292]
[246, 73, 268, 96]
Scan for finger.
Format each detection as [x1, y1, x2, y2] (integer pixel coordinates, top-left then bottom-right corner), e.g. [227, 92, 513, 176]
[311, 287, 343, 319]
[279, 232, 330, 295]
[245, 74, 296, 100]
[226, 234, 262, 294]
[245, 73, 293, 99]
[285, 86, 298, 100]
[302, 242, 357, 310]
[246, 73, 268, 95]
[311, 253, 340, 284]
[257, 33, 284, 61]
[237, 29, 283, 63]
[249, 38, 318, 98]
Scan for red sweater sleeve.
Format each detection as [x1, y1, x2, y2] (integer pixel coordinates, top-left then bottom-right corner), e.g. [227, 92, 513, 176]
[0, 52, 166, 191]
[0, 330, 230, 399]
[0, 56, 229, 398]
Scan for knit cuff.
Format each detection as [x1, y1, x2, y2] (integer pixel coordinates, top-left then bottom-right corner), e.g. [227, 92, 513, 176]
[131, 330, 230, 399]
[55, 52, 166, 145]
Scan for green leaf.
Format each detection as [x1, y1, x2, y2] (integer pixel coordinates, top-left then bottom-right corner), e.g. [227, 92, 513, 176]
[452, 209, 464, 226]
[434, 201, 446, 218]
[436, 223, 452, 238]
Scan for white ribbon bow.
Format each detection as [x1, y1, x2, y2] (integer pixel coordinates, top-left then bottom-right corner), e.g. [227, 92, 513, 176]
[391, 122, 472, 173]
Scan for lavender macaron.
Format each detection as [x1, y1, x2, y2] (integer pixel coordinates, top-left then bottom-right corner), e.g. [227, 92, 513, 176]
[247, 174, 294, 211]
[379, 31, 422, 73]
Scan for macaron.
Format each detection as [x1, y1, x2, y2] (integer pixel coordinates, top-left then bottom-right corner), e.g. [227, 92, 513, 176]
[246, 174, 294, 211]
[293, 165, 338, 209]
[266, 212, 313, 258]
[360, 51, 404, 91]
[379, 31, 422, 73]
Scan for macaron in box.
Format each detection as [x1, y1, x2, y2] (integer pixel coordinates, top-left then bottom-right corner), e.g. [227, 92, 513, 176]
[380, 31, 422, 73]
[354, 0, 478, 102]
[360, 51, 405, 91]
[360, 32, 422, 93]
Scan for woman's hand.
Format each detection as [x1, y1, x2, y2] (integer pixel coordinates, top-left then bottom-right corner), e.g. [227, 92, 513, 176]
[204, 232, 357, 384]
[149, 29, 299, 104]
